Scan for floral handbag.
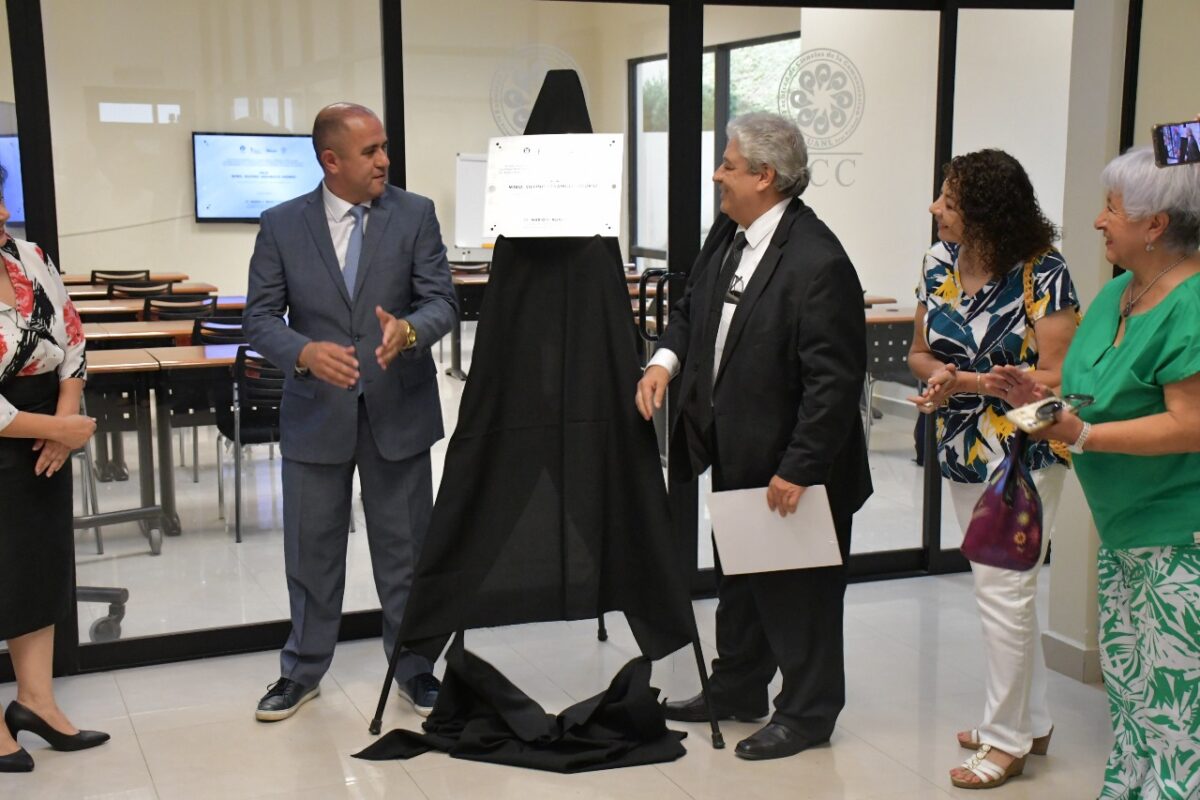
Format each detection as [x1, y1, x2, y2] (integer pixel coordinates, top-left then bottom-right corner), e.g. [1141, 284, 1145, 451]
[961, 430, 1043, 571]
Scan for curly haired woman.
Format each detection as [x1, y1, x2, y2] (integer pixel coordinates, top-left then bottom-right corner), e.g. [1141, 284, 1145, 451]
[907, 149, 1080, 789]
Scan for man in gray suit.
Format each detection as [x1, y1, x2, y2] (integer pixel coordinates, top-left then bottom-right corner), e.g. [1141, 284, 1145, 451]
[245, 102, 457, 722]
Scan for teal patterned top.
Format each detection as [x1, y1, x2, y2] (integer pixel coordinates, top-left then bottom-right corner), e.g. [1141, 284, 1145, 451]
[916, 242, 1079, 484]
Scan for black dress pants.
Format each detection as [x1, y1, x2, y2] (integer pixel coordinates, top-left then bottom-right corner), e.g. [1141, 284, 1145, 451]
[707, 491, 853, 743]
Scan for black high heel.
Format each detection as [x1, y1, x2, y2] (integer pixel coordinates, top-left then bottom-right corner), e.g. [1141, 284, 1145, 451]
[0, 746, 34, 772]
[4, 701, 109, 752]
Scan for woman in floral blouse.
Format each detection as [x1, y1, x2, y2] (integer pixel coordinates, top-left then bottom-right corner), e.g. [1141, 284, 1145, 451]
[907, 150, 1079, 789]
[0, 167, 109, 772]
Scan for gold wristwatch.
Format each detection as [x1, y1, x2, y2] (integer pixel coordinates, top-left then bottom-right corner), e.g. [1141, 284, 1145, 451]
[403, 321, 418, 350]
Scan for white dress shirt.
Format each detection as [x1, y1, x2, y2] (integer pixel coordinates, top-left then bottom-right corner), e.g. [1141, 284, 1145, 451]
[648, 197, 791, 384]
[322, 182, 372, 270]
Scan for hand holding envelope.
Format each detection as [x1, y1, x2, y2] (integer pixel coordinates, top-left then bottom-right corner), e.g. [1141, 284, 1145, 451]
[706, 485, 843, 575]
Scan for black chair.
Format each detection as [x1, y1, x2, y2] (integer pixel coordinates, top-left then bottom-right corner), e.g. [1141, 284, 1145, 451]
[192, 316, 245, 345]
[863, 321, 918, 446]
[90, 269, 150, 283]
[216, 347, 283, 542]
[106, 281, 173, 300]
[144, 295, 217, 320]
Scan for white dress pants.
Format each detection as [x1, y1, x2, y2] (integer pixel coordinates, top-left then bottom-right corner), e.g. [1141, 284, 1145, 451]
[947, 463, 1067, 758]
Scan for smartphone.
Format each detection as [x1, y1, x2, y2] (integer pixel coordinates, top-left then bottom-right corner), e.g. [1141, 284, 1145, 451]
[1005, 397, 1064, 434]
[1152, 120, 1200, 167]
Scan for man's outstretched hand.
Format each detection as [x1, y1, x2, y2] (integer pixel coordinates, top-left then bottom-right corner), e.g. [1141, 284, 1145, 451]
[375, 305, 411, 369]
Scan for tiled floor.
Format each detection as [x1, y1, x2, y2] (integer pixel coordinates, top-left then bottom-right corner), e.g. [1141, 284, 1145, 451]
[1, 574, 1112, 799]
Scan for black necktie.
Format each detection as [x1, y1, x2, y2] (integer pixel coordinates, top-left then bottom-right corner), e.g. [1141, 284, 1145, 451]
[684, 231, 748, 468]
[711, 231, 748, 308]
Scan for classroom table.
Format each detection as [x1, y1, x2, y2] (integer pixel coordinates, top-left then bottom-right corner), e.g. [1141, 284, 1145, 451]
[84, 348, 167, 553]
[75, 295, 246, 320]
[67, 281, 219, 300]
[84, 320, 196, 346]
[143, 345, 240, 537]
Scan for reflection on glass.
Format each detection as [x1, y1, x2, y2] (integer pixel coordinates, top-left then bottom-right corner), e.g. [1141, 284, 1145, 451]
[632, 52, 716, 254]
[694, 8, 938, 563]
[729, 36, 801, 117]
[40, 0, 385, 645]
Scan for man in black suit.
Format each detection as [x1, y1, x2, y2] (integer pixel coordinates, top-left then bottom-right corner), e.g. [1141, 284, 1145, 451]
[636, 112, 871, 760]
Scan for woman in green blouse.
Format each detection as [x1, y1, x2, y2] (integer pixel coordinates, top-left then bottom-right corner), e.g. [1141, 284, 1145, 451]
[1009, 145, 1200, 799]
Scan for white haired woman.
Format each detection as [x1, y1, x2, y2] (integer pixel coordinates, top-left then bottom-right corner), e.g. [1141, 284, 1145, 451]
[1005, 144, 1200, 799]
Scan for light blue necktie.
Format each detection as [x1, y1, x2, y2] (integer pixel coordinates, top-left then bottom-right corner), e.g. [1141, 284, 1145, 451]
[343, 205, 365, 296]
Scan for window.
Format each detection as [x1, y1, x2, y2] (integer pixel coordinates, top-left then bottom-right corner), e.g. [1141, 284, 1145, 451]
[628, 33, 800, 260]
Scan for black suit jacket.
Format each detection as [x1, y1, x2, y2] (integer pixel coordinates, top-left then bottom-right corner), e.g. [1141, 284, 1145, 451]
[659, 198, 872, 520]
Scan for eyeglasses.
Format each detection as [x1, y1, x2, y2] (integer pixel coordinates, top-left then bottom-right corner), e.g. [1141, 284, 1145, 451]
[1034, 393, 1095, 422]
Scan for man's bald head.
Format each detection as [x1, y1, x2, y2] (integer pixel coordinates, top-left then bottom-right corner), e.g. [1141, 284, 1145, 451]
[312, 103, 379, 163]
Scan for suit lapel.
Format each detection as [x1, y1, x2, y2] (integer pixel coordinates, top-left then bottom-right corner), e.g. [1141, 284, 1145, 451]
[302, 190, 352, 308]
[352, 194, 392, 301]
[713, 199, 801, 389]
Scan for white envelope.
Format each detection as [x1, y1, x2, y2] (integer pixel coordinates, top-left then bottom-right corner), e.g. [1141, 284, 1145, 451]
[706, 485, 843, 575]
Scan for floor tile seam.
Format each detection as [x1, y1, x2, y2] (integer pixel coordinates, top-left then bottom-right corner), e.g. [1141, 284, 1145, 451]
[111, 670, 165, 799]
[536, 637, 646, 704]
[651, 760, 701, 799]
[832, 724, 959, 799]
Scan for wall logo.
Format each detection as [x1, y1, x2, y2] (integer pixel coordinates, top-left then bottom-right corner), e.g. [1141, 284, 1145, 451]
[490, 45, 587, 136]
[777, 48, 864, 151]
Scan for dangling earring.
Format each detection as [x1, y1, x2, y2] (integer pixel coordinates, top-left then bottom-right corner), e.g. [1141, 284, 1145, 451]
[1145, 242, 1155, 252]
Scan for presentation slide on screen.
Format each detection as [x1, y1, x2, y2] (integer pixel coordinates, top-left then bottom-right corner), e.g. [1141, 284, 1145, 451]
[194, 134, 323, 221]
[0, 136, 26, 224]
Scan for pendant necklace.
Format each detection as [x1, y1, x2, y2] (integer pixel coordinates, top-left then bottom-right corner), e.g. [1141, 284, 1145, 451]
[1122, 255, 1187, 318]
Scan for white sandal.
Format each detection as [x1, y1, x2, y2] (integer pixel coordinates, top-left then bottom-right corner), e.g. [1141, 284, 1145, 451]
[958, 726, 1052, 754]
[950, 744, 1027, 790]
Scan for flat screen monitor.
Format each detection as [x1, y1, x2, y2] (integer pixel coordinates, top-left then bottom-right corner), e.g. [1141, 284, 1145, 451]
[192, 132, 323, 223]
[0, 135, 26, 225]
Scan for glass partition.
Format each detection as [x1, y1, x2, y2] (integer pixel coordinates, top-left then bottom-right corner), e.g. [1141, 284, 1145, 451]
[41, 0, 384, 645]
[939, 7, 1073, 555]
[694, 6, 939, 565]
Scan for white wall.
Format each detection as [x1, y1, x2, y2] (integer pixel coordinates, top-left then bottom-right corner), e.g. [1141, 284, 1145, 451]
[798, 8, 940, 306]
[952, 10, 1073, 229]
[41, 0, 382, 292]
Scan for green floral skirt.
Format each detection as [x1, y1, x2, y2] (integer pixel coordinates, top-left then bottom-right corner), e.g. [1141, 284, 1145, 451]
[1098, 545, 1200, 800]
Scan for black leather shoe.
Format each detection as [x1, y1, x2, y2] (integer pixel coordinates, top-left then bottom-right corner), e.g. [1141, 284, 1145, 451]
[255, 678, 319, 722]
[661, 692, 764, 723]
[734, 722, 818, 761]
[0, 747, 34, 773]
[4, 702, 110, 752]
[398, 673, 440, 717]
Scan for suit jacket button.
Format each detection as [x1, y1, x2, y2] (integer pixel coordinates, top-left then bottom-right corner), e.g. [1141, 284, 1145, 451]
[354, 334, 362, 342]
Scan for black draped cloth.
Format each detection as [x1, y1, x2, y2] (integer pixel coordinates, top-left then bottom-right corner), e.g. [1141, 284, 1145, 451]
[398, 235, 693, 661]
[396, 70, 695, 663]
[355, 635, 687, 772]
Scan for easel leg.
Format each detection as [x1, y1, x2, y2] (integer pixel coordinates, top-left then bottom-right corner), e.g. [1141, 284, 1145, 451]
[369, 634, 405, 735]
[688, 620, 725, 749]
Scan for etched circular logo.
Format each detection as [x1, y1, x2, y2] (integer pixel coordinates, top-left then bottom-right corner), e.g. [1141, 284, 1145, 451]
[777, 48, 865, 150]
[490, 45, 587, 136]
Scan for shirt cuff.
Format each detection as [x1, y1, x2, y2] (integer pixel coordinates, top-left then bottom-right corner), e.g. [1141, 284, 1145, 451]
[0, 398, 16, 434]
[647, 348, 681, 380]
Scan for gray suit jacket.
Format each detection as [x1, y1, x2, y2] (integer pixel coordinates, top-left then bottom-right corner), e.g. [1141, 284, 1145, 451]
[244, 184, 457, 464]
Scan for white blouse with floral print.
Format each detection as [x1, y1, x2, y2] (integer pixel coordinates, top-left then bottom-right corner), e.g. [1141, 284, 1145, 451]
[0, 237, 86, 431]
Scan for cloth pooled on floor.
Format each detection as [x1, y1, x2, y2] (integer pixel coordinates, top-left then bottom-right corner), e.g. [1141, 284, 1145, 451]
[354, 636, 687, 772]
